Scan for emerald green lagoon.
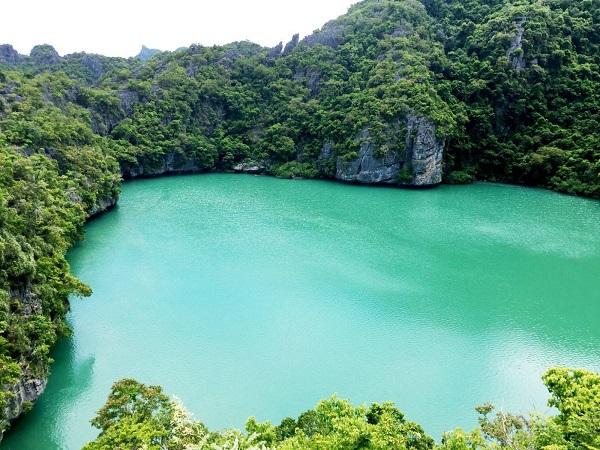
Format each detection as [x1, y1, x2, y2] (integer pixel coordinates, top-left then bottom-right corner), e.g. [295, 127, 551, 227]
[4, 174, 600, 449]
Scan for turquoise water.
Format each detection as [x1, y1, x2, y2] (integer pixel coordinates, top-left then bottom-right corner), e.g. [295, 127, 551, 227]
[3, 174, 600, 449]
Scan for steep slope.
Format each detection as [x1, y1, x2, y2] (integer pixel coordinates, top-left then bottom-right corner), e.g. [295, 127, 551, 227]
[0, 70, 121, 439]
[100, 1, 455, 186]
[80, 0, 599, 195]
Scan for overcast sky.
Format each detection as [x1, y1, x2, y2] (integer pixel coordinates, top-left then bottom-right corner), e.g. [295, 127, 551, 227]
[2, 0, 358, 58]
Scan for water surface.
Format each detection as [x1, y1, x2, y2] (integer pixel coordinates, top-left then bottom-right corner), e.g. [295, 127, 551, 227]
[4, 175, 600, 449]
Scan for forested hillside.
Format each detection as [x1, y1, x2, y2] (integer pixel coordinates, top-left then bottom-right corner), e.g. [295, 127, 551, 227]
[0, 0, 599, 442]
[0, 69, 121, 437]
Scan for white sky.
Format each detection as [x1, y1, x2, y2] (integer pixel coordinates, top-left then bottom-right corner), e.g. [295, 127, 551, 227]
[2, 0, 358, 58]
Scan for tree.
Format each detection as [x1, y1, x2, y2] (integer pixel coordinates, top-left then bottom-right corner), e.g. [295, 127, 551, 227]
[542, 367, 600, 449]
[83, 378, 207, 450]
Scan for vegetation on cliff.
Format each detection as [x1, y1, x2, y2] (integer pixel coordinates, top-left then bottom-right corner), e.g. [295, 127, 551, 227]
[0, 68, 121, 431]
[0, 0, 599, 439]
[4, 0, 599, 192]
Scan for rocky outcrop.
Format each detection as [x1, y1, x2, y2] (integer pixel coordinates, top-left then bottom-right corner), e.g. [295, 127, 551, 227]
[117, 89, 141, 116]
[123, 152, 201, 179]
[1, 286, 47, 443]
[9, 284, 42, 317]
[332, 130, 403, 184]
[283, 34, 300, 56]
[267, 42, 283, 59]
[405, 114, 444, 186]
[89, 196, 118, 218]
[232, 161, 267, 174]
[1, 377, 47, 442]
[3, 376, 47, 423]
[65, 187, 119, 219]
[322, 113, 444, 187]
[507, 18, 526, 71]
[217, 48, 242, 70]
[30, 44, 60, 65]
[135, 45, 161, 62]
[0, 44, 23, 64]
[302, 22, 345, 49]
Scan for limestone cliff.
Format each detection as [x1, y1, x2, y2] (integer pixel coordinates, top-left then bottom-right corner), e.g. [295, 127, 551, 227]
[89, 196, 118, 218]
[0, 44, 23, 64]
[1, 188, 119, 442]
[405, 115, 444, 186]
[1, 285, 48, 442]
[330, 130, 402, 184]
[324, 113, 444, 187]
[29, 44, 61, 65]
[1, 377, 47, 441]
[122, 152, 202, 179]
[507, 18, 527, 71]
[232, 161, 267, 174]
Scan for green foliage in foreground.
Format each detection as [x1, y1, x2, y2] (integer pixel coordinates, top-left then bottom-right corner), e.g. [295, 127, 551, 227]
[83, 368, 600, 450]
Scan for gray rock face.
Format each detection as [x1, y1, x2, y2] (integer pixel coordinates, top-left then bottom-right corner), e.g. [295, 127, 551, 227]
[30, 44, 60, 65]
[89, 196, 118, 218]
[81, 54, 104, 81]
[302, 23, 345, 49]
[186, 58, 202, 77]
[217, 48, 242, 70]
[135, 45, 161, 62]
[267, 42, 283, 59]
[1, 284, 47, 443]
[0, 44, 23, 64]
[405, 114, 444, 185]
[323, 113, 444, 187]
[335, 130, 403, 184]
[293, 69, 321, 95]
[117, 89, 140, 116]
[507, 18, 526, 71]
[283, 34, 300, 55]
[232, 161, 267, 174]
[9, 284, 42, 317]
[65, 186, 118, 219]
[123, 152, 200, 178]
[4, 377, 47, 422]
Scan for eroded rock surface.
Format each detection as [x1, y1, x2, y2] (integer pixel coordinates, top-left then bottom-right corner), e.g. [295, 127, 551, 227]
[405, 114, 444, 186]
[325, 113, 444, 186]
[232, 161, 267, 174]
[123, 152, 201, 178]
